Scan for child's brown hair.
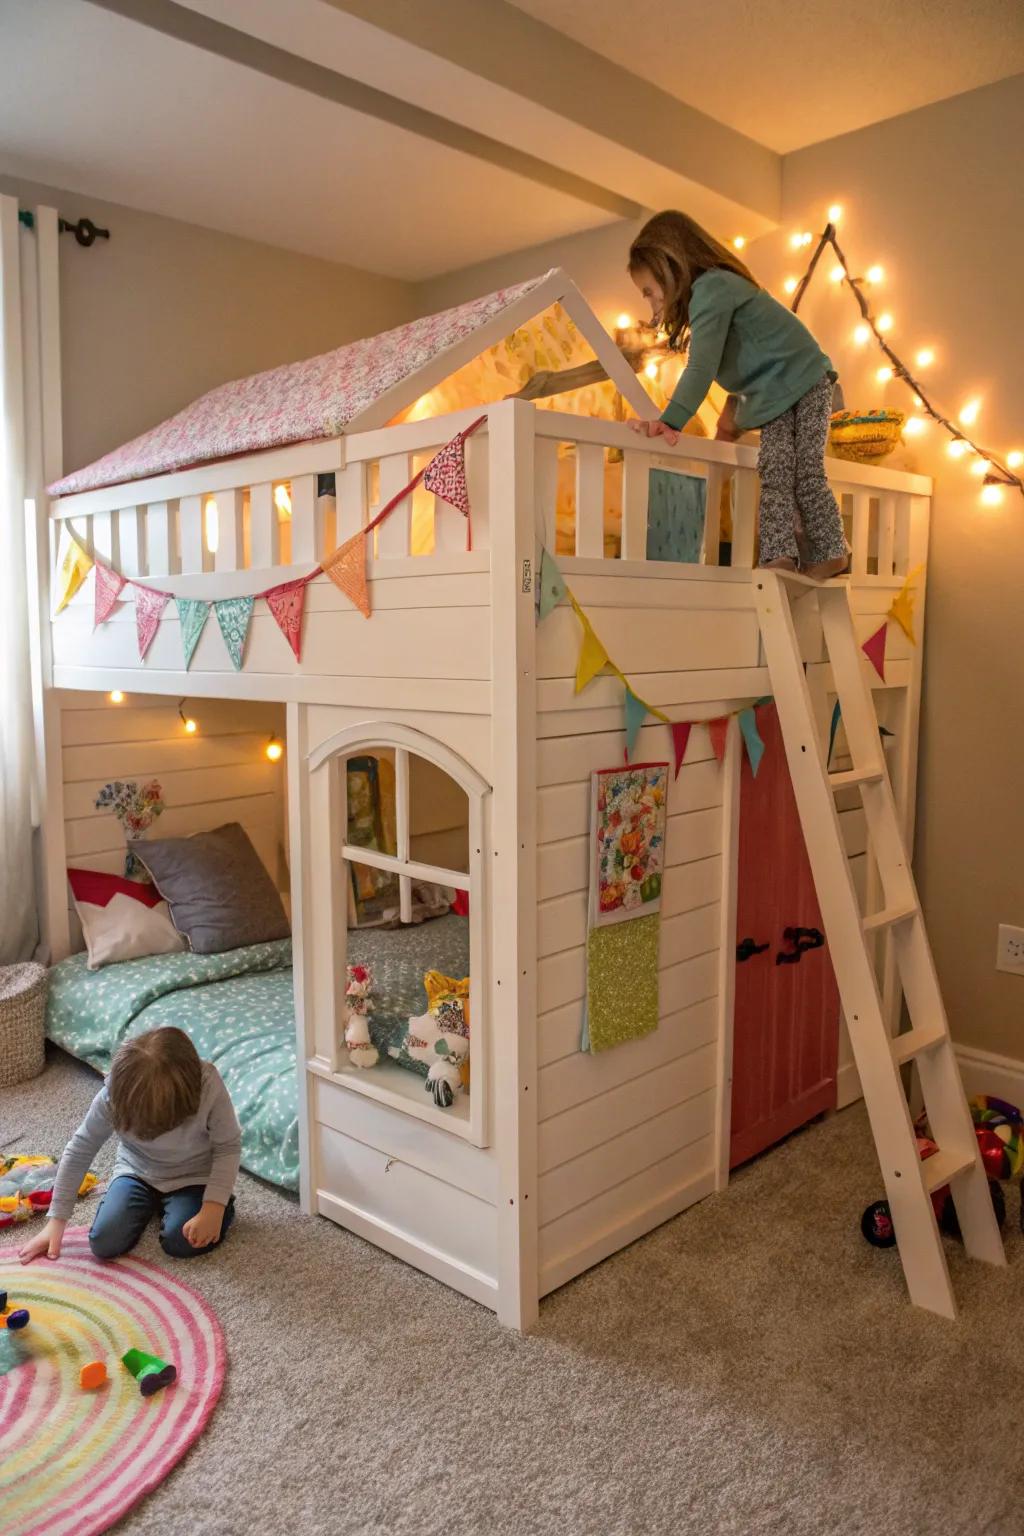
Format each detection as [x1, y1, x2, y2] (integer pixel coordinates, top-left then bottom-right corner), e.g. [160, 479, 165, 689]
[628, 210, 759, 350]
[108, 1028, 202, 1140]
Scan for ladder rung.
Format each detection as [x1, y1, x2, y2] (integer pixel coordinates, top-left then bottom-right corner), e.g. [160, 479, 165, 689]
[921, 1147, 976, 1194]
[828, 766, 885, 789]
[891, 1025, 947, 1066]
[863, 902, 918, 933]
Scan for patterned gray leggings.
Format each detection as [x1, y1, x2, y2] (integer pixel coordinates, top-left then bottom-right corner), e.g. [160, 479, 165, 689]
[756, 372, 847, 565]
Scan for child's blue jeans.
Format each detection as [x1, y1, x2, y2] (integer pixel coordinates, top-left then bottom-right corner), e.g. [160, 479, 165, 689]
[88, 1175, 236, 1260]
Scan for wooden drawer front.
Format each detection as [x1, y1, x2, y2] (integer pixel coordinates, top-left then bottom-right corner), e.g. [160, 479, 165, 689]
[315, 1122, 498, 1298]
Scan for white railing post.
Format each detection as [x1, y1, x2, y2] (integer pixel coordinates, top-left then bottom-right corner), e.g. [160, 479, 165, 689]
[620, 449, 649, 561]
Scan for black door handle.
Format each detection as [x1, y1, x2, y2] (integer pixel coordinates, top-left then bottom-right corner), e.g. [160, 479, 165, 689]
[776, 926, 825, 965]
[736, 937, 770, 962]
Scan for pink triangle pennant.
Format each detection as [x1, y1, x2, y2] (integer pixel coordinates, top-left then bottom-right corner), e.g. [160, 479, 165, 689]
[423, 430, 471, 517]
[708, 716, 729, 764]
[263, 574, 311, 661]
[862, 622, 887, 680]
[133, 584, 170, 660]
[94, 562, 126, 627]
[670, 721, 693, 779]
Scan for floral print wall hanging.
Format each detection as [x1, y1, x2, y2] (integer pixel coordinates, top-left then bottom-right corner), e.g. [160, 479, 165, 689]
[95, 780, 166, 877]
[589, 763, 668, 928]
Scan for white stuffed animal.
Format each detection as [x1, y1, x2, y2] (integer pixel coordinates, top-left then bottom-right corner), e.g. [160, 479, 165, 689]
[392, 1010, 469, 1108]
[344, 964, 378, 1068]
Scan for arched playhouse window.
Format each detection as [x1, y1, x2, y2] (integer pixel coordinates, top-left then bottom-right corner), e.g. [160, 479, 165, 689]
[308, 723, 490, 1146]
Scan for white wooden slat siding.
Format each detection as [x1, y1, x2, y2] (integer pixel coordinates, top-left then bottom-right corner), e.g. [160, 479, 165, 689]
[537, 605, 760, 679]
[893, 493, 911, 577]
[91, 510, 115, 565]
[178, 495, 204, 573]
[574, 442, 605, 557]
[878, 492, 896, 579]
[290, 475, 317, 564]
[249, 483, 278, 569]
[851, 490, 870, 577]
[214, 488, 242, 573]
[701, 463, 724, 565]
[376, 454, 412, 558]
[620, 449, 649, 561]
[117, 508, 143, 577]
[464, 434, 490, 554]
[731, 468, 758, 567]
[534, 436, 559, 549]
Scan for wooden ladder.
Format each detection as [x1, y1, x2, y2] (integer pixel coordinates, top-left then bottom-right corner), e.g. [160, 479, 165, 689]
[753, 570, 1006, 1318]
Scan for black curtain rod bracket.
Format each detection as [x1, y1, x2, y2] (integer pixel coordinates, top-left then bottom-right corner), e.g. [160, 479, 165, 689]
[17, 209, 110, 246]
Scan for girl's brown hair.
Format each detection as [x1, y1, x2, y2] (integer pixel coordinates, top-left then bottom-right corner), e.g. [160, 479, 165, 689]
[628, 210, 759, 349]
[108, 1028, 202, 1140]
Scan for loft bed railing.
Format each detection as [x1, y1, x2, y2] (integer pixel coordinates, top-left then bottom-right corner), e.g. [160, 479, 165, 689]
[46, 402, 932, 589]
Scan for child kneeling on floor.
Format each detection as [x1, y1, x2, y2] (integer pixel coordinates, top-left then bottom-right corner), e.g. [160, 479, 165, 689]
[19, 1027, 241, 1265]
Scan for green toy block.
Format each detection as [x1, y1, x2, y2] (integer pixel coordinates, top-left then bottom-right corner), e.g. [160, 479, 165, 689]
[121, 1347, 177, 1397]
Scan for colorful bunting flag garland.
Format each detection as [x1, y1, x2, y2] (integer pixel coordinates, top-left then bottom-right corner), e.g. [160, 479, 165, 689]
[51, 418, 485, 670]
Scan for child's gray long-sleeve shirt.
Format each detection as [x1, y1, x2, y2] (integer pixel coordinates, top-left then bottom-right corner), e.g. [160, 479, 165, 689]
[50, 1062, 241, 1221]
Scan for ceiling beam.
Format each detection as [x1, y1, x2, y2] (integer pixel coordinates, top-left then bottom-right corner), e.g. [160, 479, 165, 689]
[84, 0, 644, 221]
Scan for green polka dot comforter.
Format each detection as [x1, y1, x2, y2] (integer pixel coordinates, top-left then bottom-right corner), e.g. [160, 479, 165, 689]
[46, 941, 300, 1193]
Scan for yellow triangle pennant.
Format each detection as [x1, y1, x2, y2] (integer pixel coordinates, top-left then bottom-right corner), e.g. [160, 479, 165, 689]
[53, 523, 94, 614]
[886, 563, 925, 645]
[322, 531, 370, 618]
[575, 614, 609, 693]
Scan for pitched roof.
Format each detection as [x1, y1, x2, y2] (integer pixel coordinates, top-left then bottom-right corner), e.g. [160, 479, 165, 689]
[49, 272, 555, 496]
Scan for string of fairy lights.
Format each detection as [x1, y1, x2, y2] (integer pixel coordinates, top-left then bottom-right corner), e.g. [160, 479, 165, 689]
[614, 205, 1022, 508]
[104, 689, 284, 760]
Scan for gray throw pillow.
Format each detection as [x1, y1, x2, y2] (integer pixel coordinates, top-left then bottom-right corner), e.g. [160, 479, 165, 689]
[128, 822, 290, 955]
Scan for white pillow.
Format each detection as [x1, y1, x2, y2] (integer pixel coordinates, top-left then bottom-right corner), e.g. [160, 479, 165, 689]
[67, 868, 186, 969]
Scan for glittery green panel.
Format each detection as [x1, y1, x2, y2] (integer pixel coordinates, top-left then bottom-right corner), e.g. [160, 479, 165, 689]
[585, 913, 660, 1052]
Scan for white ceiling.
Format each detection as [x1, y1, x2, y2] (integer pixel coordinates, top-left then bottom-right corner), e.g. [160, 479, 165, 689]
[507, 0, 1024, 153]
[0, 0, 618, 280]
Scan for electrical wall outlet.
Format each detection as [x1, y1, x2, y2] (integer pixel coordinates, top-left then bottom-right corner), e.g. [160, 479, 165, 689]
[996, 924, 1024, 975]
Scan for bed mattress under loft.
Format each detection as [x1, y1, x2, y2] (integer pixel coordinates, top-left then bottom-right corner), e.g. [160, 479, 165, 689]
[47, 275, 550, 498]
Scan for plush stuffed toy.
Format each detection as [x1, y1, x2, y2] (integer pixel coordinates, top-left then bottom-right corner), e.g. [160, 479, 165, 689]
[0, 1155, 98, 1227]
[396, 1011, 470, 1108]
[343, 964, 378, 1069]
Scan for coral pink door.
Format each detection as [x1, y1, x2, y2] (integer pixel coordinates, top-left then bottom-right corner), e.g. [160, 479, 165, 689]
[730, 702, 840, 1169]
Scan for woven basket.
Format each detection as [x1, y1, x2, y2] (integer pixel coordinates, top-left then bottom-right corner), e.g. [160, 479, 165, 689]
[829, 409, 905, 463]
[0, 962, 48, 1089]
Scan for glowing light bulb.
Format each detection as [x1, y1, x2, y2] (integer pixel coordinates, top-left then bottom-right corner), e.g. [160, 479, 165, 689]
[903, 416, 927, 437]
[915, 348, 934, 368]
[265, 736, 284, 763]
[981, 483, 1004, 506]
[789, 232, 804, 249]
[866, 265, 884, 284]
[644, 360, 659, 379]
[732, 235, 746, 250]
[828, 204, 843, 224]
[877, 313, 893, 333]
[204, 496, 219, 554]
[783, 277, 798, 295]
[913, 395, 924, 408]
[108, 690, 125, 704]
[801, 231, 813, 246]
[829, 265, 845, 283]
[876, 366, 893, 384]
[853, 323, 870, 345]
[970, 458, 991, 478]
[616, 313, 632, 331]
[1007, 450, 1024, 469]
[183, 717, 198, 735]
[947, 439, 968, 459]
[959, 399, 981, 427]
[273, 484, 292, 517]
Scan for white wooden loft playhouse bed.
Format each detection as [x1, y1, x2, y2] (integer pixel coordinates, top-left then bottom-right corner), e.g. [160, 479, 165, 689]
[31, 263, 1001, 1330]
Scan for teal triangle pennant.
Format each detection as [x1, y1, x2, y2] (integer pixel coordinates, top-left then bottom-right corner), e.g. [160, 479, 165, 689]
[828, 699, 842, 766]
[738, 707, 765, 778]
[536, 546, 567, 622]
[624, 687, 647, 759]
[176, 597, 211, 670]
[215, 595, 254, 672]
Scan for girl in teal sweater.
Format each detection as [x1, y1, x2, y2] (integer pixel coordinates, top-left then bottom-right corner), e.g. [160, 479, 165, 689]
[628, 210, 848, 580]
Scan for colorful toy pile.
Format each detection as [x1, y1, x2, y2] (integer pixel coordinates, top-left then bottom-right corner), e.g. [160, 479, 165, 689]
[0, 1154, 98, 1227]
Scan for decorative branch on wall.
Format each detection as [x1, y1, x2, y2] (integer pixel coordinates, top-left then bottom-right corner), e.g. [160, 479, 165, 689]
[787, 219, 1023, 504]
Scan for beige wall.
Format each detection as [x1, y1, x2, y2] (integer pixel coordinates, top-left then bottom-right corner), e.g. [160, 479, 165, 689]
[417, 74, 1024, 1061]
[2, 175, 415, 476]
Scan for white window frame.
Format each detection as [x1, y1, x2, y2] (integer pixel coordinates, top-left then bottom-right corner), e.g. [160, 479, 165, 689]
[308, 722, 490, 1146]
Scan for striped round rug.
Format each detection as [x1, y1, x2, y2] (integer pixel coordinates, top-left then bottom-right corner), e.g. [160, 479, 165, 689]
[0, 1227, 225, 1536]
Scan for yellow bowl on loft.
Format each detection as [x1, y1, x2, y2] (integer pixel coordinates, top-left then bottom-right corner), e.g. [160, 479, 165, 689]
[828, 409, 906, 462]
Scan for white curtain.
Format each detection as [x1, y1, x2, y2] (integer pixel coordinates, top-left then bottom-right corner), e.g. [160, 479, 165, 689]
[0, 197, 58, 963]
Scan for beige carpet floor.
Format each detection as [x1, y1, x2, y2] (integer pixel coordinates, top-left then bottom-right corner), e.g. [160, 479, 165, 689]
[2, 1048, 1022, 1536]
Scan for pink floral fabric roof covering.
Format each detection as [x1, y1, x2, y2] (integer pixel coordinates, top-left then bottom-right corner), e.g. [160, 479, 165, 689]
[49, 272, 553, 496]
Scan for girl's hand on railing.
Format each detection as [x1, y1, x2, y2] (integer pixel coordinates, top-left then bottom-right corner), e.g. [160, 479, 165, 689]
[628, 419, 680, 445]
